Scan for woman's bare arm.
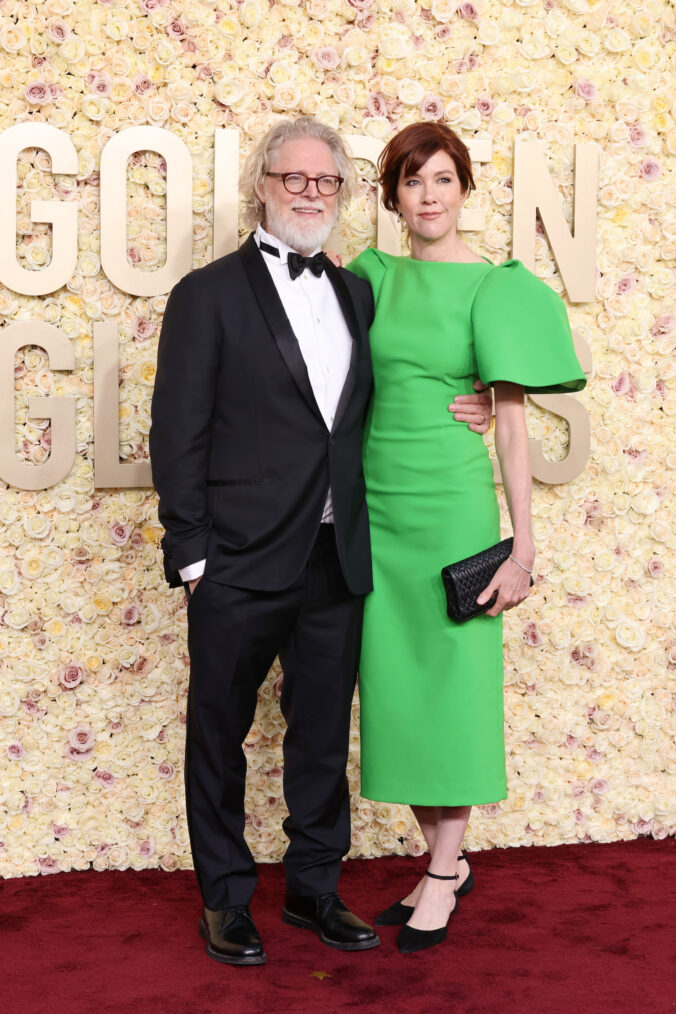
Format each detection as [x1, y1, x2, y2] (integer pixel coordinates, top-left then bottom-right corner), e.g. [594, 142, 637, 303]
[476, 381, 535, 617]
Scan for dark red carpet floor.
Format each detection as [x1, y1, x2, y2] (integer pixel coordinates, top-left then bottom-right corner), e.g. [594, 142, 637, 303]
[1, 838, 674, 1014]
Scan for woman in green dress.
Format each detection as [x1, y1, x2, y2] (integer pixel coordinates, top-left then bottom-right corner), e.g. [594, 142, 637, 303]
[348, 123, 586, 953]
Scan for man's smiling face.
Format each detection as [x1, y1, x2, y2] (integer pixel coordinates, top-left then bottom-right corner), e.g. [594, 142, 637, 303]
[257, 137, 340, 255]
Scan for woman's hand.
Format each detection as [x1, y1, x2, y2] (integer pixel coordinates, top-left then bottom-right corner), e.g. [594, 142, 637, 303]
[476, 552, 534, 617]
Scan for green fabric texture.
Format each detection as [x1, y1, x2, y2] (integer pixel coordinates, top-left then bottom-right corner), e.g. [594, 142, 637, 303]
[347, 248, 586, 805]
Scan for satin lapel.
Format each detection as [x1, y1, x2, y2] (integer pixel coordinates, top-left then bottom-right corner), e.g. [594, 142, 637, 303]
[324, 258, 361, 434]
[238, 234, 325, 427]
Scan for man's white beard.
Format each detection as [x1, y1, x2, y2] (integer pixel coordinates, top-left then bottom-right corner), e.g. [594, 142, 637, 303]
[264, 202, 338, 256]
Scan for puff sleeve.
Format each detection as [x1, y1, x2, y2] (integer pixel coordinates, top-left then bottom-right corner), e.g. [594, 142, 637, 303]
[346, 247, 389, 304]
[471, 260, 587, 394]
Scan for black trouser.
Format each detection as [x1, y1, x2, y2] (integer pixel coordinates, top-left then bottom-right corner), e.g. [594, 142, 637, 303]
[185, 525, 364, 910]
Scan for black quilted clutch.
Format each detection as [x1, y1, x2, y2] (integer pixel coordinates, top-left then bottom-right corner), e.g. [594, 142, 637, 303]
[441, 537, 533, 622]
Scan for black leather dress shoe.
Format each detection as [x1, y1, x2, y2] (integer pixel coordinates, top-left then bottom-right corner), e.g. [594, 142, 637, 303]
[282, 891, 380, 951]
[199, 905, 267, 965]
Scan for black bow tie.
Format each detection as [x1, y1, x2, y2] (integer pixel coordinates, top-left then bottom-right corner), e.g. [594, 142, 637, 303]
[287, 251, 327, 281]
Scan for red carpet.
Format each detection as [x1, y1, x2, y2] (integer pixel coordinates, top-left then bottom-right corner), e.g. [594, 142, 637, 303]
[1, 839, 674, 1014]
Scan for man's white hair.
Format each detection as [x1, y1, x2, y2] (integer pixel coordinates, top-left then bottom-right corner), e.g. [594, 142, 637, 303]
[240, 116, 355, 230]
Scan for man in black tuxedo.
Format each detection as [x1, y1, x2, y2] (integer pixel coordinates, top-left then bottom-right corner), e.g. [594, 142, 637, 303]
[150, 117, 491, 965]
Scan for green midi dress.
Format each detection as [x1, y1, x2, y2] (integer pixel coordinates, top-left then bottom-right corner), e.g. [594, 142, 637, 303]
[347, 249, 586, 806]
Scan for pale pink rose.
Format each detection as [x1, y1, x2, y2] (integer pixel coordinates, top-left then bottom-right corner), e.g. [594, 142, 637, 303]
[570, 779, 585, 795]
[138, 0, 169, 12]
[616, 276, 636, 295]
[459, 3, 479, 19]
[435, 24, 453, 40]
[574, 79, 598, 103]
[635, 818, 653, 835]
[567, 595, 587, 608]
[158, 159, 167, 176]
[7, 743, 24, 760]
[47, 20, 70, 43]
[25, 82, 49, 105]
[646, 558, 663, 578]
[347, 0, 373, 8]
[407, 838, 427, 857]
[23, 700, 40, 714]
[274, 673, 284, 698]
[121, 605, 140, 625]
[95, 843, 111, 855]
[532, 789, 545, 802]
[367, 92, 388, 117]
[183, 38, 197, 54]
[157, 761, 175, 780]
[611, 371, 632, 395]
[59, 661, 85, 691]
[32, 55, 46, 68]
[133, 655, 151, 674]
[109, 721, 123, 731]
[195, 64, 213, 79]
[37, 856, 59, 875]
[65, 744, 94, 762]
[133, 316, 156, 340]
[156, 727, 167, 742]
[522, 622, 543, 646]
[167, 19, 186, 38]
[89, 73, 111, 97]
[574, 809, 585, 823]
[130, 531, 144, 549]
[585, 747, 603, 762]
[110, 521, 132, 546]
[313, 46, 340, 70]
[52, 824, 70, 838]
[420, 95, 444, 120]
[650, 313, 674, 337]
[159, 853, 180, 872]
[589, 779, 609, 795]
[624, 447, 646, 463]
[628, 123, 647, 148]
[467, 54, 478, 69]
[455, 59, 470, 74]
[139, 839, 155, 857]
[133, 74, 153, 96]
[127, 246, 141, 264]
[476, 96, 495, 118]
[68, 725, 95, 752]
[639, 158, 661, 180]
[94, 770, 116, 787]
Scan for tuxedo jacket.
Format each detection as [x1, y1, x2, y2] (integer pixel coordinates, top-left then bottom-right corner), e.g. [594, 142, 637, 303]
[149, 234, 375, 596]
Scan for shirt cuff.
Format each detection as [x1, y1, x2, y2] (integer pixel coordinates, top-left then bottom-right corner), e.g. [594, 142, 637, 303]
[179, 560, 206, 582]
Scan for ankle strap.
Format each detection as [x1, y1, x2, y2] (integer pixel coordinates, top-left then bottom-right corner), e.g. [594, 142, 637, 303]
[425, 870, 459, 881]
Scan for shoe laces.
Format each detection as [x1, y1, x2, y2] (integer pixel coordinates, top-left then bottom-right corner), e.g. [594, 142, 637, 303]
[316, 892, 342, 914]
[218, 905, 249, 931]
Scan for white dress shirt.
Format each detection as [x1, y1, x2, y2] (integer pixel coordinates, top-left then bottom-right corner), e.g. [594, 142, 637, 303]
[179, 224, 353, 583]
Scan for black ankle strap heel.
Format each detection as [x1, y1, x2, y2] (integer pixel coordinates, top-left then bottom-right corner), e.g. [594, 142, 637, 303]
[425, 870, 459, 881]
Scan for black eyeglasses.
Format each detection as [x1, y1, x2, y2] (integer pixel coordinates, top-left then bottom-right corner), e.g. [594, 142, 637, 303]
[266, 172, 344, 196]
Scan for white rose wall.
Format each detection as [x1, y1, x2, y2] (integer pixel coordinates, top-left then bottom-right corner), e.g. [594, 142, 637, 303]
[0, 0, 674, 878]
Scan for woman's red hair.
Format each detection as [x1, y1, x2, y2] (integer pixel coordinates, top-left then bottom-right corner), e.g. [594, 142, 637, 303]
[378, 122, 476, 212]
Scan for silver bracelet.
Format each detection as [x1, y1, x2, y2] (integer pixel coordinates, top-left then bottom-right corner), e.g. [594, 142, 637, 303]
[509, 553, 533, 575]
